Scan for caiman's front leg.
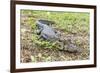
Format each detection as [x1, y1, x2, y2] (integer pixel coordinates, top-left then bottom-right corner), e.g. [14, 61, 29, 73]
[37, 27, 43, 35]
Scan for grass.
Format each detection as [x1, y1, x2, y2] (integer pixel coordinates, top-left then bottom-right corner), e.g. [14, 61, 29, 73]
[21, 10, 89, 34]
[20, 10, 90, 63]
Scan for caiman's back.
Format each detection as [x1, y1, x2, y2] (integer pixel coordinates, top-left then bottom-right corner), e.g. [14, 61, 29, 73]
[36, 19, 59, 41]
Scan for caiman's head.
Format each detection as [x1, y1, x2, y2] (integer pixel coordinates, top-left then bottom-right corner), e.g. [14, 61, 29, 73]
[36, 19, 55, 26]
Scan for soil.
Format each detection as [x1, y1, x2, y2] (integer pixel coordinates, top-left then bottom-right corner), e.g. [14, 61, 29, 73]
[20, 15, 89, 63]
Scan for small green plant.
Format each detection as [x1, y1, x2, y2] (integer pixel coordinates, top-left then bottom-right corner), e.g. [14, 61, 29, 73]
[32, 34, 61, 50]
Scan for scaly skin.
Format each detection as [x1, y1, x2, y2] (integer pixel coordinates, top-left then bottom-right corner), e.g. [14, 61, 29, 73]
[36, 19, 59, 41]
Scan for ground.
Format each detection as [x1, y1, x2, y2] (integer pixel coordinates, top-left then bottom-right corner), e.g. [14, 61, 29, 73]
[20, 10, 90, 63]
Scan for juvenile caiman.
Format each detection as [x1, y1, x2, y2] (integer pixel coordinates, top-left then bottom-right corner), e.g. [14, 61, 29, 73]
[36, 19, 82, 53]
